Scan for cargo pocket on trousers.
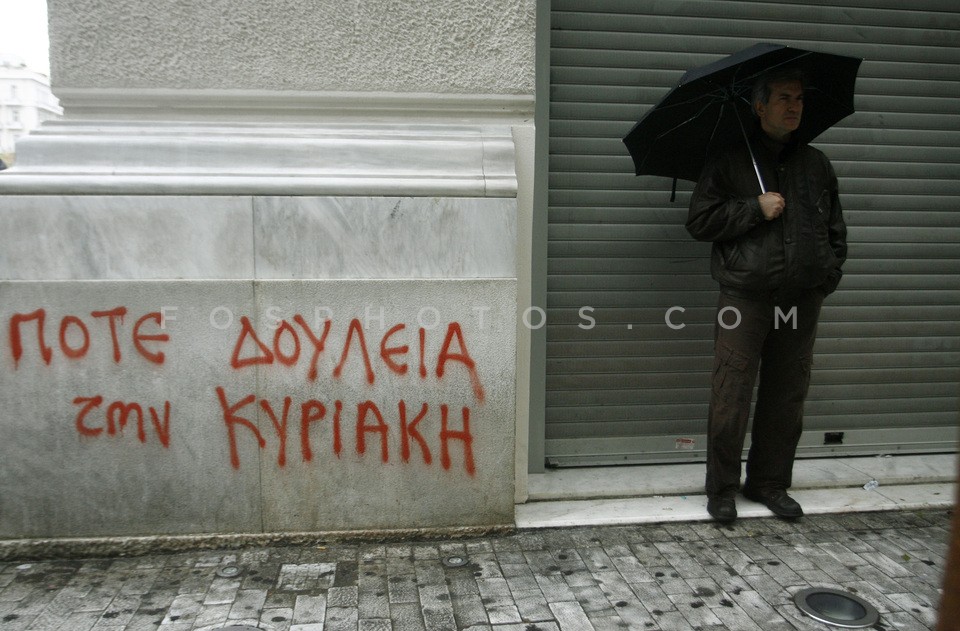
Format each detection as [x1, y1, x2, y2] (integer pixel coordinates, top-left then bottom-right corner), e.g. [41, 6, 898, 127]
[789, 354, 814, 404]
[712, 343, 751, 403]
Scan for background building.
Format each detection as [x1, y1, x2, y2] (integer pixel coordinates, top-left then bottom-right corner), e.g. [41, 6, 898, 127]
[0, 54, 61, 165]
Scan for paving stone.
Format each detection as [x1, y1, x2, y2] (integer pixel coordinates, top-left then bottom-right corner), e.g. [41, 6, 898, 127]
[292, 594, 327, 624]
[511, 588, 554, 623]
[547, 601, 593, 631]
[628, 581, 676, 615]
[535, 574, 576, 603]
[504, 573, 539, 594]
[327, 585, 360, 608]
[358, 618, 392, 631]
[711, 601, 764, 631]
[648, 608, 695, 630]
[482, 598, 521, 625]
[586, 615, 628, 631]
[260, 606, 294, 631]
[419, 584, 457, 631]
[607, 600, 654, 629]
[277, 563, 338, 592]
[414, 561, 447, 587]
[160, 593, 203, 625]
[570, 584, 614, 615]
[0, 509, 949, 631]
[669, 592, 723, 628]
[872, 609, 931, 631]
[450, 593, 488, 628]
[389, 602, 427, 631]
[609, 554, 653, 583]
[387, 574, 419, 604]
[561, 570, 596, 589]
[228, 589, 268, 620]
[203, 577, 241, 605]
[323, 606, 359, 631]
[886, 591, 939, 627]
[477, 577, 511, 599]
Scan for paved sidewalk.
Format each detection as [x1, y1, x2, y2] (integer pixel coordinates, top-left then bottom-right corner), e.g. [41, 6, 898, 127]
[0, 510, 950, 631]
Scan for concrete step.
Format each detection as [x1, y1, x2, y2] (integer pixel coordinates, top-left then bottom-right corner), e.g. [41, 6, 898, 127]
[518, 453, 957, 528]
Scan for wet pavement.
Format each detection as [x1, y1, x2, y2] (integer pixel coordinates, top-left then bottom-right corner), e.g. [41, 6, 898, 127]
[0, 509, 951, 631]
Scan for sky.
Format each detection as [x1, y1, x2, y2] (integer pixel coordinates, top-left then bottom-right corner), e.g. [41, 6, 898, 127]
[0, 0, 50, 76]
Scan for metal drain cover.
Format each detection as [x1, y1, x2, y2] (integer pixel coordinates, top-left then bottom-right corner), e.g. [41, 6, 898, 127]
[215, 565, 242, 578]
[794, 587, 880, 628]
[441, 555, 469, 568]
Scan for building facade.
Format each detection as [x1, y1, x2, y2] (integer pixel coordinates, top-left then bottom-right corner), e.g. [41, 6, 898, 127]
[0, 0, 957, 543]
[0, 55, 62, 164]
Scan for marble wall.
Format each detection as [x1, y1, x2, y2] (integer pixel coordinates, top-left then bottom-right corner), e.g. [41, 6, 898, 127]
[0, 195, 518, 538]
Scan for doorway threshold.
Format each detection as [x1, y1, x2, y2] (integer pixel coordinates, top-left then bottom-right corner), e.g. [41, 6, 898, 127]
[518, 453, 957, 529]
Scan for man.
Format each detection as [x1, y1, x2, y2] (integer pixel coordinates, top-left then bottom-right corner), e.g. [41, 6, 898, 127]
[686, 68, 847, 523]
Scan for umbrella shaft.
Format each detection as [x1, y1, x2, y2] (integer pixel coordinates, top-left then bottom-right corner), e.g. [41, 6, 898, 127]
[732, 101, 767, 194]
[750, 156, 767, 194]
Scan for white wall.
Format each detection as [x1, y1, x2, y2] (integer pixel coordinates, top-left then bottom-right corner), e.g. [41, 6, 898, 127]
[48, 0, 535, 95]
[0, 1, 536, 541]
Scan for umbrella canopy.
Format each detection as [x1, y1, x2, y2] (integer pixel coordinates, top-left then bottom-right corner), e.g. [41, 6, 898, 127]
[622, 43, 862, 189]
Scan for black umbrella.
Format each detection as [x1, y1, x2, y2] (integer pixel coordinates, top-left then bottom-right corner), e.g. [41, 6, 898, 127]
[622, 43, 862, 197]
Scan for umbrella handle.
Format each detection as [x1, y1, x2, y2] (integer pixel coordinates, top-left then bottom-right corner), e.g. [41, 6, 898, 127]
[732, 102, 767, 194]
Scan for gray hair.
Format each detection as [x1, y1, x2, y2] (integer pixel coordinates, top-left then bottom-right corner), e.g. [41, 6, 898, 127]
[751, 67, 805, 115]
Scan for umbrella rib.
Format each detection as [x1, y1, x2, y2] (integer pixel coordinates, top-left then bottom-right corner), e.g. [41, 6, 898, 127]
[732, 51, 815, 89]
[646, 87, 729, 112]
[637, 98, 723, 171]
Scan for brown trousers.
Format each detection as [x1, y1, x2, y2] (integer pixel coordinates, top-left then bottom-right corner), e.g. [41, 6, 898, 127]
[706, 288, 824, 498]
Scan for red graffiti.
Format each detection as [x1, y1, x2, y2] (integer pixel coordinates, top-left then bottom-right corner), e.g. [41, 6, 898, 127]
[333, 319, 376, 384]
[73, 395, 172, 447]
[380, 323, 409, 376]
[215, 388, 476, 475]
[436, 322, 485, 404]
[229, 317, 485, 403]
[8, 308, 170, 367]
[293, 314, 331, 382]
[59, 316, 90, 359]
[229, 316, 273, 368]
[132, 313, 170, 364]
[10, 309, 52, 366]
[399, 400, 431, 465]
[357, 400, 389, 462]
[300, 399, 342, 462]
[90, 307, 127, 363]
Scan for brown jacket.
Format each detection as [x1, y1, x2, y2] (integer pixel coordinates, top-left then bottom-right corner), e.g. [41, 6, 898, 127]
[686, 133, 847, 295]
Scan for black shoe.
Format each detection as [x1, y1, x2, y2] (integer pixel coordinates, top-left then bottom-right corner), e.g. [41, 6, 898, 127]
[707, 496, 737, 523]
[742, 487, 803, 518]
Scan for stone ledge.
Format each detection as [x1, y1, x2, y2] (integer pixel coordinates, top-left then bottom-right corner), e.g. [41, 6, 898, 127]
[1, 119, 518, 197]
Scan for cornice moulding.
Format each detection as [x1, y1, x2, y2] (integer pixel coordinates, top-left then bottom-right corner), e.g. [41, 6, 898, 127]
[2, 116, 519, 197]
[52, 88, 535, 123]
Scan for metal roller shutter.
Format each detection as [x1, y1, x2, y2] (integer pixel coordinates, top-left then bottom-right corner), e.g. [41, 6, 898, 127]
[545, 0, 960, 466]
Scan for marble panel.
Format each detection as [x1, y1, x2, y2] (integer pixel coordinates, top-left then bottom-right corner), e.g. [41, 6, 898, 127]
[0, 196, 254, 281]
[253, 197, 517, 279]
[0, 280, 262, 538]
[0, 277, 517, 539]
[250, 279, 517, 531]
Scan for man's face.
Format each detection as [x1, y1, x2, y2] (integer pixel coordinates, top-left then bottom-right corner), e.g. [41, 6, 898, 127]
[756, 80, 804, 140]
